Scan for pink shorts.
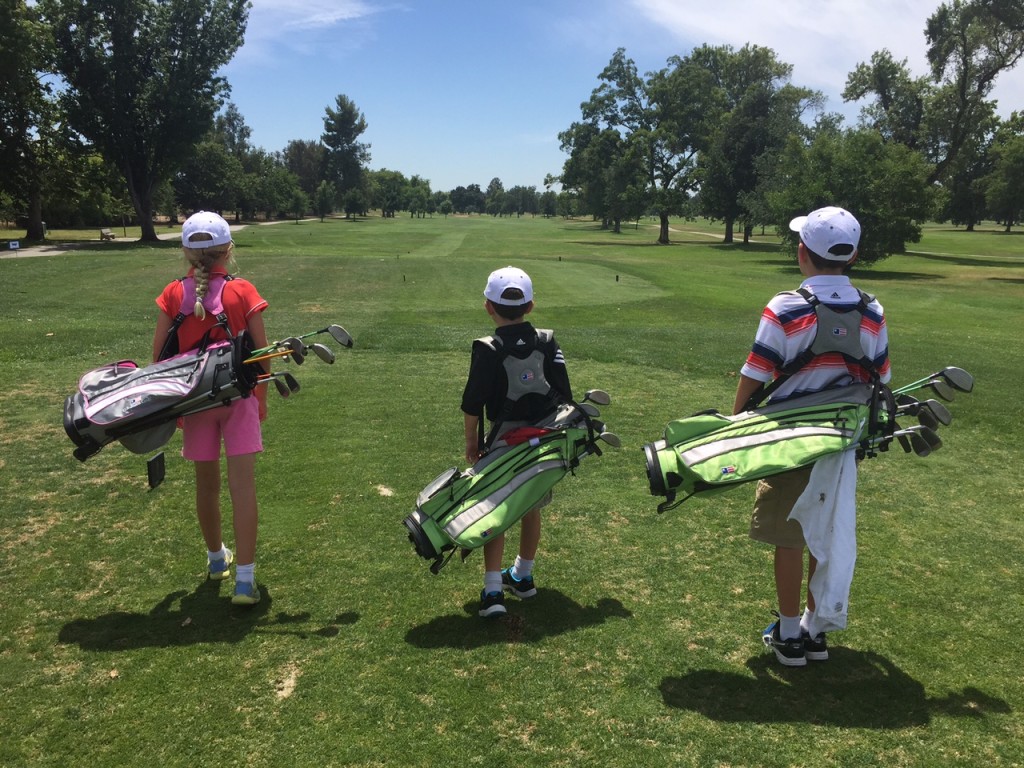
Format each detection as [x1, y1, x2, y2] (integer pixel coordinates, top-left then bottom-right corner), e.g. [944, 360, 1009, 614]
[181, 396, 262, 461]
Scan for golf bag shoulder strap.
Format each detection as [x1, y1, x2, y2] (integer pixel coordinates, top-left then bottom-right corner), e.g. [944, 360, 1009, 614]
[158, 275, 236, 361]
[747, 288, 878, 409]
[477, 329, 560, 450]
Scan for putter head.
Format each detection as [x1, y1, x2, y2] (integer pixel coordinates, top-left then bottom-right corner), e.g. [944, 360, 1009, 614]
[941, 366, 974, 393]
[308, 342, 336, 364]
[583, 389, 611, 406]
[328, 324, 354, 348]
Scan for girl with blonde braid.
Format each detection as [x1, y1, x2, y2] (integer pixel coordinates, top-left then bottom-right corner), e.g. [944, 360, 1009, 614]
[153, 211, 270, 606]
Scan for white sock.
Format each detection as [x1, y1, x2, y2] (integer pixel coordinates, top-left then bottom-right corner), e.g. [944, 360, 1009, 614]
[801, 607, 815, 634]
[779, 614, 802, 640]
[512, 556, 534, 580]
[236, 563, 255, 584]
[484, 571, 502, 595]
[208, 545, 227, 563]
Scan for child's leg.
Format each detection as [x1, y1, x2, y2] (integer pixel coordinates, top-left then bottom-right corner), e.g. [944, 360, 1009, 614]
[194, 460, 223, 552]
[805, 552, 818, 613]
[226, 452, 258, 567]
[518, 507, 541, 561]
[774, 545, 804, 636]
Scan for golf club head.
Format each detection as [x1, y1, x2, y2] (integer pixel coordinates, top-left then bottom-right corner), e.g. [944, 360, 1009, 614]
[598, 431, 621, 448]
[940, 366, 974, 393]
[272, 377, 291, 398]
[896, 433, 912, 453]
[909, 431, 932, 457]
[921, 399, 952, 426]
[283, 337, 304, 354]
[895, 393, 920, 411]
[926, 379, 954, 401]
[287, 347, 305, 365]
[579, 402, 601, 418]
[308, 342, 336, 364]
[282, 372, 300, 392]
[583, 389, 611, 406]
[327, 324, 354, 348]
[916, 406, 939, 430]
[918, 425, 943, 450]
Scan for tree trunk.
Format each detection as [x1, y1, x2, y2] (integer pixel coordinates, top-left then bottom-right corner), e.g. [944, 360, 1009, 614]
[24, 179, 45, 241]
[743, 223, 753, 244]
[124, 164, 159, 241]
[613, 217, 621, 234]
[723, 218, 735, 244]
[658, 211, 670, 244]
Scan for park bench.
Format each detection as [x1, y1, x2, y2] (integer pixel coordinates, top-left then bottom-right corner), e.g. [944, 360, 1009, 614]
[100, 228, 115, 241]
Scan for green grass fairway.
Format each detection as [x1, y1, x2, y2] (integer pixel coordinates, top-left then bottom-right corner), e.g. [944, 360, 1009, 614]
[1, 215, 1022, 767]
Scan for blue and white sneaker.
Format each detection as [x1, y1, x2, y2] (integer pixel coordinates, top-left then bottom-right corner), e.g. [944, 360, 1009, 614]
[762, 614, 806, 667]
[803, 630, 829, 661]
[478, 590, 506, 617]
[208, 548, 233, 581]
[501, 567, 537, 599]
[231, 581, 261, 606]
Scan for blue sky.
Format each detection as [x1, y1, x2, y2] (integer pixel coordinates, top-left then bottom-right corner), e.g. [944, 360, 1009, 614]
[222, 0, 1024, 193]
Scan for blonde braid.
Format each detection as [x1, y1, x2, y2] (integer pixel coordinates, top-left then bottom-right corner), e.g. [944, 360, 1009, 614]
[183, 236, 232, 320]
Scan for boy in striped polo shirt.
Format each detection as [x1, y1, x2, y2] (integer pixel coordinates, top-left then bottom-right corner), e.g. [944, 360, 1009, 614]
[732, 206, 891, 666]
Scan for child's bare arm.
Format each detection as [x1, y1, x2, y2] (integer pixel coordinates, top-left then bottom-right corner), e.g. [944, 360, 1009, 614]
[733, 375, 764, 415]
[464, 412, 481, 465]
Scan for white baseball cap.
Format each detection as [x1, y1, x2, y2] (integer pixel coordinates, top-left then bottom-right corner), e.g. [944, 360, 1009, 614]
[789, 206, 860, 261]
[182, 211, 232, 249]
[483, 266, 533, 305]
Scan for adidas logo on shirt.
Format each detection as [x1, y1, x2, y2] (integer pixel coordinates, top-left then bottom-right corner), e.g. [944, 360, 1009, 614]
[515, 338, 526, 345]
[830, 292, 842, 299]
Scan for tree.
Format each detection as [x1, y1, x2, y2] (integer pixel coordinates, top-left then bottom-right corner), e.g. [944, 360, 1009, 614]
[314, 180, 337, 222]
[371, 169, 407, 217]
[282, 139, 327, 197]
[692, 44, 819, 243]
[322, 94, 370, 204]
[981, 115, 1024, 230]
[42, 0, 249, 241]
[214, 102, 252, 158]
[173, 140, 244, 214]
[1, 0, 58, 239]
[763, 127, 934, 264]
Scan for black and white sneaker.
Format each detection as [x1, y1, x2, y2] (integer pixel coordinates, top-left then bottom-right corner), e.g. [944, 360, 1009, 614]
[762, 618, 807, 667]
[501, 567, 537, 599]
[803, 630, 829, 662]
[478, 590, 506, 618]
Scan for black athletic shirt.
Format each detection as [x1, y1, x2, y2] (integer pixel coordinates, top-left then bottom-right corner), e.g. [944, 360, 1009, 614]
[460, 321, 573, 423]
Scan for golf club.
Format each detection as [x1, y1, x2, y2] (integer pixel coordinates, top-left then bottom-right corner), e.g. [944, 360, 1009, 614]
[579, 402, 601, 418]
[258, 371, 301, 396]
[306, 342, 336, 364]
[896, 366, 974, 395]
[598, 431, 622, 447]
[246, 347, 305, 366]
[250, 324, 354, 357]
[582, 389, 611, 406]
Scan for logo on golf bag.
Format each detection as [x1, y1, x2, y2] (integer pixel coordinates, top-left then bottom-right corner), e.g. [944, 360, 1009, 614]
[721, 465, 737, 476]
[520, 370, 535, 383]
[832, 327, 848, 337]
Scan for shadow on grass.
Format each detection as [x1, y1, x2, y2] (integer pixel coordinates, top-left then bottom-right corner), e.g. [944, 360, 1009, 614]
[404, 588, 632, 648]
[57, 580, 359, 650]
[906, 251, 1020, 269]
[660, 648, 1010, 728]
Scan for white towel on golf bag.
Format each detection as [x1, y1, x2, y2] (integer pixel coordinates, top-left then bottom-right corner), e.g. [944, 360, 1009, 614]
[788, 450, 858, 637]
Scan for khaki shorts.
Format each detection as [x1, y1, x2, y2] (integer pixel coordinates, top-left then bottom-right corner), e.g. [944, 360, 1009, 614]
[749, 465, 813, 548]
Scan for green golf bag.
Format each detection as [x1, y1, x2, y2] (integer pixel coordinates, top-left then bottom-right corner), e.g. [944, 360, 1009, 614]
[643, 382, 895, 511]
[404, 402, 610, 573]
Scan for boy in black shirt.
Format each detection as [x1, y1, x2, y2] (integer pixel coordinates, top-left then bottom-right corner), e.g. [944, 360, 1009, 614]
[461, 267, 573, 617]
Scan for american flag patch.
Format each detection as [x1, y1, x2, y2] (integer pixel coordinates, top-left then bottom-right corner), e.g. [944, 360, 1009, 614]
[721, 466, 737, 476]
[832, 327, 848, 337]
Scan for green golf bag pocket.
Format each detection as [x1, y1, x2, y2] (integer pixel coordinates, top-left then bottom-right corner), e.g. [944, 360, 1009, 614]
[644, 383, 884, 511]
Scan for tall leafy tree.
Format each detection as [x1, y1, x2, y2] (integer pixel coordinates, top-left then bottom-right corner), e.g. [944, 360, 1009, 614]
[981, 114, 1024, 230]
[692, 44, 819, 243]
[41, 0, 249, 241]
[322, 94, 370, 205]
[282, 139, 327, 197]
[1, 0, 57, 239]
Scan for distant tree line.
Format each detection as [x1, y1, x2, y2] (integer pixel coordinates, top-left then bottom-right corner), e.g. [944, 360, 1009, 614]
[2, 0, 1022, 260]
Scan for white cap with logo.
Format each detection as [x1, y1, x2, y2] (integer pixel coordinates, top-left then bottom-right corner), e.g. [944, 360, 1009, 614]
[789, 206, 860, 261]
[484, 266, 533, 306]
[181, 211, 233, 249]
